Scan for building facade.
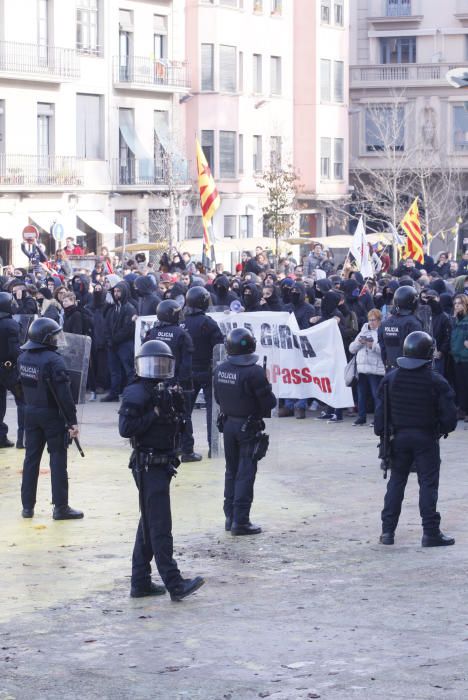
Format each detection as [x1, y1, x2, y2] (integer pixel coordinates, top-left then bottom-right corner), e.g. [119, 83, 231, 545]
[0, 0, 189, 267]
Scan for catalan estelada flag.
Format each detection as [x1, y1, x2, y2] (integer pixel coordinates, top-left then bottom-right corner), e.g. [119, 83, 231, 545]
[401, 197, 424, 263]
[196, 138, 220, 264]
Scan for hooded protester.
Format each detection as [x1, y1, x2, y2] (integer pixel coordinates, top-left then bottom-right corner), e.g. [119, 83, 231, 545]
[37, 287, 62, 324]
[211, 275, 238, 307]
[420, 289, 451, 375]
[102, 281, 135, 402]
[287, 282, 315, 330]
[134, 275, 161, 316]
[241, 282, 263, 312]
[71, 274, 91, 307]
[341, 278, 373, 328]
[279, 277, 295, 305]
[166, 281, 187, 308]
[262, 285, 284, 311]
[8, 280, 38, 315]
[430, 278, 447, 296]
[314, 290, 346, 423]
[315, 277, 333, 299]
[86, 282, 110, 394]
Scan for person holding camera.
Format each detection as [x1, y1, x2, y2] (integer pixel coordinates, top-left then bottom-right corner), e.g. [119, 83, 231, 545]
[348, 309, 385, 426]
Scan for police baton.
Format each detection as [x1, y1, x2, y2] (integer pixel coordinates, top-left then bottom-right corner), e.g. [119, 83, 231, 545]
[45, 377, 85, 458]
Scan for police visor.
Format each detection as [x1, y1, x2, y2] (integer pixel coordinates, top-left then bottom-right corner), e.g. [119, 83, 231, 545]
[135, 355, 175, 380]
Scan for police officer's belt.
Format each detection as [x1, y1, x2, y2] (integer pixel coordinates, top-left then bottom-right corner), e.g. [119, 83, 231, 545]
[136, 451, 173, 466]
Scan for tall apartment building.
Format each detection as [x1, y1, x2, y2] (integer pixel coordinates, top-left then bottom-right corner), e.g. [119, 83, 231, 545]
[349, 0, 468, 252]
[0, 0, 189, 266]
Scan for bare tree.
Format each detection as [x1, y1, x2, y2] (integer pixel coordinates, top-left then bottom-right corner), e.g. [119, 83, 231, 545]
[257, 165, 300, 269]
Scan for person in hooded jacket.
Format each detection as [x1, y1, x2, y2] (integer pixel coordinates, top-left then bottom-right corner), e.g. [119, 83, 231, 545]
[70, 275, 91, 308]
[134, 275, 161, 317]
[211, 275, 238, 308]
[86, 282, 110, 394]
[341, 278, 373, 328]
[241, 282, 263, 312]
[420, 289, 451, 375]
[287, 282, 315, 330]
[101, 281, 135, 402]
[261, 286, 284, 311]
[279, 277, 294, 306]
[61, 292, 84, 335]
[36, 287, 62, 324]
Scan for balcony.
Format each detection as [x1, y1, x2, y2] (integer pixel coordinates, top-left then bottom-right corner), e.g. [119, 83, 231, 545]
[113, 158, 190, 190]
[350, 62, 467, 89]
[113, 56, 190, 93]
[369, 1, 422, 27]
[0, 40, 79, 81]
[0, 155, 83, 188]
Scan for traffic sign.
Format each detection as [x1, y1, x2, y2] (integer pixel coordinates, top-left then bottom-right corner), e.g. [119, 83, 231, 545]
[52, 222, 65, 243]
[22, 224, 39, 242]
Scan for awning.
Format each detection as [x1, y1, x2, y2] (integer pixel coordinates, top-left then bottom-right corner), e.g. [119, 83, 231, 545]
[77, 211, 123, 235]
[29, 212, 60, 234]
[177, 237, 291, 256]
[113, 241, 167, 253]
[0, 213, 13, 238]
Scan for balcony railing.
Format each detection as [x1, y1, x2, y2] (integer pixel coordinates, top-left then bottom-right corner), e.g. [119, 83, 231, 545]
[350, 62, 467, 85]
[386, 1, 411, 16]
[114, 158, 190, 187]
[0, 40, 79, 80]
[113, 56, 190, 90]
[0, 155, 83, 187]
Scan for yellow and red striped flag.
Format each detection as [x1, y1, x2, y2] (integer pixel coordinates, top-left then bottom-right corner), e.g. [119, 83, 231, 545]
[196, 138, 220, 261]
[401, 197, 424, 263]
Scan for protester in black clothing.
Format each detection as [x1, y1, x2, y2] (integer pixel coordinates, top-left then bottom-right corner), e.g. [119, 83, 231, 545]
[9, 280, 38, 315]
[433, 253, 451, 279]
[101, 282, 135, 402]
[420, 289, 451, 375]
[211, 275, 238, 307]
[241, 282, 263, 312]
[287, 282, 315, 330]
[261, 286, 284, 311]
[71, 275, 91, 307]
[61, 292, 84, 335]
[134, 275, 161, 317]
[86, 283, 109, 393]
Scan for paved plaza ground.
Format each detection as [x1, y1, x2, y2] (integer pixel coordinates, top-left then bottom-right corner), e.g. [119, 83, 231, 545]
[1, 399, 468, 700]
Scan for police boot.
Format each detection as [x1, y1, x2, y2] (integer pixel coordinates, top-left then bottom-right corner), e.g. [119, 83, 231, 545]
[225, 517, 232, 532]
[231, 521, 262, 536]
[16, 430, 24, 449]
[22, 508, 34, 518]
[53, 505, 84, 520]
[130, 581, 166, 598]
[170, 576, 205, 601]
[181, 452, 202, 463]
[379, 532, 395, 545]
[0, 437, 14, 448]
[421, 531, 455, 547]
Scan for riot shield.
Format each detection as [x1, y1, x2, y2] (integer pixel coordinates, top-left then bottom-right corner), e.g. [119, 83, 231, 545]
[59, 333, 92, 405]
[13, 314, 36, 344]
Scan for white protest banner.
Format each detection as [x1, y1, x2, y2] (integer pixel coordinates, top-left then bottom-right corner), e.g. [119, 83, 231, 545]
[134, 311, 353, 408]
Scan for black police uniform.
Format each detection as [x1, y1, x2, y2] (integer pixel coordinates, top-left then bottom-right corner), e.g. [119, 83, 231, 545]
[0, 305, 24, 448]
[182, 306, 223, 452]
[145, 321, 196, 457]
[214, 344, 276, 532]
[18, 347, 77, 512]
[378, 311, 422, 370]
[375, 364, 457, 541]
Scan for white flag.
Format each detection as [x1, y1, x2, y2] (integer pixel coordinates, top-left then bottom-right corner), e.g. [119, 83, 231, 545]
[350, 217, 374, 278]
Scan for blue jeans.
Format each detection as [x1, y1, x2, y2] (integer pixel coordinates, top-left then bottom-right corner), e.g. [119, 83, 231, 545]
[357, 373, 382, 420]
[108, 340, 135, 397]
[285, 399, 307, 410]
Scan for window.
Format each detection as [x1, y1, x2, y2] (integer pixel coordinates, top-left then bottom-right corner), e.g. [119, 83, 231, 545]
[238, 51, 244, 91]
[238, 134, 244, 173]
[253, 135, 262, 172]
[201, 130, 215, 174]
[37, 102, 54, 159]
[154, 14, 168, 59]
[387, 0, 411, 17]
[220, 45, 237, 92]
[219, 131, 236, 178]
[270, 136, 282, 169]
[380, 37, 416, 64]
[240, 214, 253, 238]
[253, 53, 263, 93]
[320, 137, 331, 179]
[453, 106, 468, 151]
[334, 138, 344, 179]
[154, 110, 169, 175]
[334, 0, 343, 26]
[38, 0, 48, 64]
[114, 210, 134, 247]
[76, 0, 100, 56]
[119, 28, 133, 81]
[270, 56, 282, 95]
[201, 43, 214, 90]
[224, 215, 237, 238]
[271, 0, 282, 14]
[76, 94, 103, 159]
[0, 101, 5, 155]
[321, 0, 331, 23]
[186, 216, 204, 239]
[365, 106, 404, 152]
[334, 61, 344, 102]
[320, 59, 331, 101]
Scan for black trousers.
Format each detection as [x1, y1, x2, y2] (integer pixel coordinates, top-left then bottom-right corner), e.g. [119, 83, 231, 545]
[131, 467, 182, 592]
[381, 429, 441, 535]
[21, 407, 68, 509]
[0, 378, 24, 441]
[188, 370, 213, 448]
[223, 417, 257, 524]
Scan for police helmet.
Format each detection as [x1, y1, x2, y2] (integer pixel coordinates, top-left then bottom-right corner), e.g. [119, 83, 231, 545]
[225, 327, 258, 366]
[394, 285, 418, 314]
[135, 340, 175, 379]
[21, 317, 64, 350]
[397, 331, 435, 370]
[0, 291, 13, 319]
[185, 285, 211, 311]
[157, 299, 181, 324]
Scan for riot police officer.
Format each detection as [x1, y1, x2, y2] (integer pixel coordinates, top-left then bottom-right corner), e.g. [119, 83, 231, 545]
[375, 331, 457, 547]
[214, 328, 276, 536]
[145, 300, 201, 462]
[119, 340, 205, 601]
[378, 285, 423, 371]
[182, 286, 223, 457]
[18, 318, 83, 520]
[0, 292, 24, 448]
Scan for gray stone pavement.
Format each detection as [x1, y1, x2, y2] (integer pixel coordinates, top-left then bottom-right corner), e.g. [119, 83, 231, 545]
[1, 398, 468, 700]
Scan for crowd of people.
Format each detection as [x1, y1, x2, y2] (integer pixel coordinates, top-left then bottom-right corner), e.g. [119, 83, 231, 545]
[1, 236, 468, 435]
